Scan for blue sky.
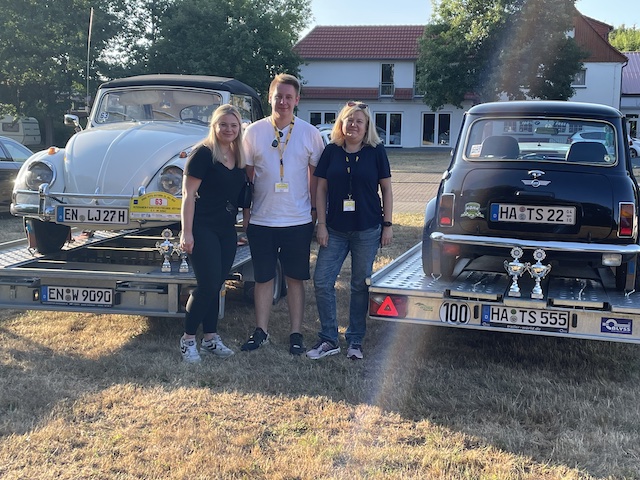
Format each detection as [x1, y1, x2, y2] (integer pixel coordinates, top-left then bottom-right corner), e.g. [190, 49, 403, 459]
[307, 0, 638, 34]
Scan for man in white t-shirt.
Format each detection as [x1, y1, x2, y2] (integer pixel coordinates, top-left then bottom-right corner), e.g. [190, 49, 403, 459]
[241, 73, 324, 355]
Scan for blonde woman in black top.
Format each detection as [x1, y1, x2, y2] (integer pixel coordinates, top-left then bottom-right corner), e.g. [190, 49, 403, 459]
[179, 104, 251, 363]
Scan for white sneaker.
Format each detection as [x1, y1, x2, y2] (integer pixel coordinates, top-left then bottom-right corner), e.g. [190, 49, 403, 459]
[201, 334, 235, 358]
[180, 337, 201, 363]
[306, 340, 340, 360]
[346, 344, 363, 360]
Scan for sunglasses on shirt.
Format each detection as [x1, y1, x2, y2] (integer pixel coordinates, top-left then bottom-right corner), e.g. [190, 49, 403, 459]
[271, 130, 284, 148]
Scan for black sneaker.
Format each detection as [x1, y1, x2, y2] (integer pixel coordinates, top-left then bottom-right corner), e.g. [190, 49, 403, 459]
[289, 332, 305, 355]
[241, 327, 269, 351]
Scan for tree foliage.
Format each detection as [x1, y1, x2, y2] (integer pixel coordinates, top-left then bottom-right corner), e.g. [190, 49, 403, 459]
[417, 0, 587, 109]
[103, 0, 311, 101]
[0, 0, 120, 144]
[610, 25, 640, 52]
[0, 0, 310, 144]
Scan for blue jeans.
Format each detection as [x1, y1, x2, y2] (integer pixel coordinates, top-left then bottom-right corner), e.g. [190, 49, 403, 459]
[313, 225, 381, 346]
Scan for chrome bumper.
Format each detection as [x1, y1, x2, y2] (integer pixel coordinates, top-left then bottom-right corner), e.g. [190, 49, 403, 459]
[430, 232, 640, 255]
[11, 184, 140, 219]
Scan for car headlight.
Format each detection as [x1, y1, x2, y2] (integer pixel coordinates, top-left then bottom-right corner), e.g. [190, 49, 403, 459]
[25, 161, 55, 190]
[159, 166, 183, 195]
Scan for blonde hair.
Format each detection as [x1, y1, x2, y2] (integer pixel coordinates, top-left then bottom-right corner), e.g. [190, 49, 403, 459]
[199, 104, 245, 168]
[330, 101, 381, 148]
[268, 73, 301, 99]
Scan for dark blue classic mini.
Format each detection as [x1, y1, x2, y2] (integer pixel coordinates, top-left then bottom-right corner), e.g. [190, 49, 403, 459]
[423, 101, 640, 292]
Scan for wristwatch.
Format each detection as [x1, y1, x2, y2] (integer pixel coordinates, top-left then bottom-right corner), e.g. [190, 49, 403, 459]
[382, 221, 392, 227]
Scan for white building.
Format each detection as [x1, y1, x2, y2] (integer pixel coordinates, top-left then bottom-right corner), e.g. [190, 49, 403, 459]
[293, 11, 627, 149]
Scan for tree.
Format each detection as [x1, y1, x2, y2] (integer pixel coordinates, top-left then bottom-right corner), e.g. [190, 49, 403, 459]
[0, 0, 121, 145]
[610, 25, 640, 52]
[138, 0, 311, 100]
[417, 0, 587, 109]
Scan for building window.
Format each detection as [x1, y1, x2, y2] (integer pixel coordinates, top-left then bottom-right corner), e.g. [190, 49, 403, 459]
[309, 111, 337, 126]
[422, 113, 451, 146]
[572, 69, 586, 86]
[376, 112, 402, 146]
[380, 64, 395, 96]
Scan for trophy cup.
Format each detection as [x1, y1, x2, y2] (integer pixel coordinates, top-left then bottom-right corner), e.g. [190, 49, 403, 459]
[155, 228, 175, 273]
[173, 233, 190, 273]
[504, 246, 526, 297]
[528, 249, 552, 299]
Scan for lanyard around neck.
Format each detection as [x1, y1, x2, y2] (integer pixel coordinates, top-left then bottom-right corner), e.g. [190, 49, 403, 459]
[346, 153, 359, 199]
[271, 117, 295, 181]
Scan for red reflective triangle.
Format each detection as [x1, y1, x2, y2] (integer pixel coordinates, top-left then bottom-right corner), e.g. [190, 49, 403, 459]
[377, 296, 399, 316]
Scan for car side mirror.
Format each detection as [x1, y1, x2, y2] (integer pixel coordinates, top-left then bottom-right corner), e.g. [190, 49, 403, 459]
[64, 114, 83, 133]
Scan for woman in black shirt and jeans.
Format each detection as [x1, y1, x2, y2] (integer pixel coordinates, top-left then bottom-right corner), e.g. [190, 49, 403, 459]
[179, 104, 250, 363]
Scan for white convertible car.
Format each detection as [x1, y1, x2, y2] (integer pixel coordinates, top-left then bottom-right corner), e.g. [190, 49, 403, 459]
[11, 74, 263, 253]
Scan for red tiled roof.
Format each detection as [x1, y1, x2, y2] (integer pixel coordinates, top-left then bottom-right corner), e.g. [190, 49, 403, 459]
[294, 26, 425, 60]
[300, 87, 380, 100]
[582, 15, 613, 41]
[623, 52, 640, 95]
[394, 88, 414, 100]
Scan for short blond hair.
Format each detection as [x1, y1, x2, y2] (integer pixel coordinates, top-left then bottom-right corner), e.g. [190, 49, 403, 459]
[268, 73, 301, 99]
[330, 101, 381, 147]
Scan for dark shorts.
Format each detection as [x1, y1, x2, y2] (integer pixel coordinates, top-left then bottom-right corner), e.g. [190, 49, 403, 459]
[247, 222, 314, 283]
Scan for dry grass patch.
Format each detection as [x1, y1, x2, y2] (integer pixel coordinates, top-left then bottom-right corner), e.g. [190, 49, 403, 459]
[0, 185, 639, 478]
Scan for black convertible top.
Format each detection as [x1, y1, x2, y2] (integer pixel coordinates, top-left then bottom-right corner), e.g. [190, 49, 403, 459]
[100, 74, 261, 101]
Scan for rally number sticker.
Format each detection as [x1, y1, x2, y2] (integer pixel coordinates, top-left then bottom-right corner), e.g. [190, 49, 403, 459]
[439, 302, 471, 325]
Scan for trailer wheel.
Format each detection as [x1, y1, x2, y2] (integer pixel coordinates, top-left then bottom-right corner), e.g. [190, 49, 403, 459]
[243, 259, 286, 305]
[25, 218, 70, 254]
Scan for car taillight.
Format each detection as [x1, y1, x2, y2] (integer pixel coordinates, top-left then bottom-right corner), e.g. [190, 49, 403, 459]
[438, 193, 455, 227]
[369, 294, 408, 318]
[618, 202, 635, 237]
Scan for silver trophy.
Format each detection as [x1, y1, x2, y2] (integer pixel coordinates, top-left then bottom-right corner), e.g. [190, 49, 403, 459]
[528, 249, 552, 299]
[155, 228, 175, 272]
[504, 246, 526, 297]
[173, 233, 190, 273]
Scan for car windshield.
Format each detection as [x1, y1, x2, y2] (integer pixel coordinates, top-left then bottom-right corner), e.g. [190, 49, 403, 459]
[94, 88, 223, 126]
[464, 117, 618, 165]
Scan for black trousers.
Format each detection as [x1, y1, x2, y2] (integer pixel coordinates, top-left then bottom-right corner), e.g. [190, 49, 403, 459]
[184, 223, 237, 335]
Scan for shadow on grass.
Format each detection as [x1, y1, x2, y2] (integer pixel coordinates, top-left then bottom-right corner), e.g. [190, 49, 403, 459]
[1, 244, 639, 478]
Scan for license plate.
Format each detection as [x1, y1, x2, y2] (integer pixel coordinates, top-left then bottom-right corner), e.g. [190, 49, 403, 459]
[490, 204, 575, 225]
[41, 286, 114, 307]
[481, 305, 569, 332]
[56, 205, 129, 225]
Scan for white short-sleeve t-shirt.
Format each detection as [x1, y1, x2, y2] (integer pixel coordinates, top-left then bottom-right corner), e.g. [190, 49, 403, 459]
[244, 116, 324, 227]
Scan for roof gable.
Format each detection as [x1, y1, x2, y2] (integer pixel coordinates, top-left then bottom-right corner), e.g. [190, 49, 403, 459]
[574, 10, 627, 63]
[294, 26, 425, 60]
